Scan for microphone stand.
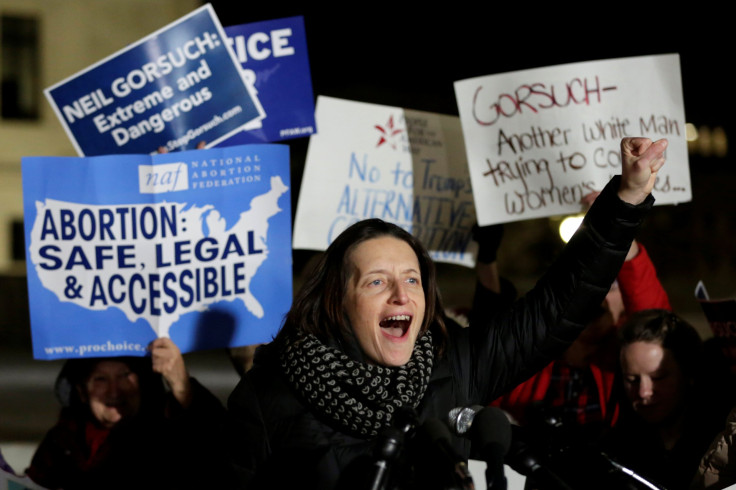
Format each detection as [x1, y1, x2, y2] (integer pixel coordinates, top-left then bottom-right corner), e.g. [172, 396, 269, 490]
[601, 453, 668, 490]
[369, 426, 405, 490]
[485, 463, 507, 490]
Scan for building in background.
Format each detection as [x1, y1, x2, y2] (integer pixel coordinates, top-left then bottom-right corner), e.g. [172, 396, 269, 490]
[0, 0, 199, 347]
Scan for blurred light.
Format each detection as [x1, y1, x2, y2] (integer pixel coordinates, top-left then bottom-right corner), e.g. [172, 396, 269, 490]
[687, 124, 729, 157]
[559, 215, 584, 243]
[698, 126, 713, 157]
[712, 126, 728, 157]
[685, 123, 698, 141]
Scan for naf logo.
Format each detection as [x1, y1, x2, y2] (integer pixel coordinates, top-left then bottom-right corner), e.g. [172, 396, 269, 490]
[138, 162, 188, 193]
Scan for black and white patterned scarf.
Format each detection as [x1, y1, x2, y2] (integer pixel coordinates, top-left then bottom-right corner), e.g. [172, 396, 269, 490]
[280, 329, 434, 438]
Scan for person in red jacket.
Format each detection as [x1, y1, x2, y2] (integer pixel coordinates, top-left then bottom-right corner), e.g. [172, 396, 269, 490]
[494, 241, 669, 428]
[476, 191, 671, 440]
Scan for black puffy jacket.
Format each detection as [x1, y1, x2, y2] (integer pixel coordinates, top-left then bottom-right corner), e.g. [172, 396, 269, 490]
[227, 176, 653, 489]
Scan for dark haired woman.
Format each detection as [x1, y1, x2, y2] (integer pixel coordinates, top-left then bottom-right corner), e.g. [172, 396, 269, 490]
[26, 338, 227, 489]
[602, 309, 730, 490]
[227, 137, 668, 489]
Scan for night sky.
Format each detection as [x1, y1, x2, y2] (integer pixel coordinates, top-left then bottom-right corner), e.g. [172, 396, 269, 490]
[208, 3, 736, 308]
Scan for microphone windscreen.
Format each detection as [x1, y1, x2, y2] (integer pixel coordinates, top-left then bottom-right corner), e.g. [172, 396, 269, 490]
[419, 417, 454, 445]
[411, 418, 475, 490]
[470, 406, 512, 465]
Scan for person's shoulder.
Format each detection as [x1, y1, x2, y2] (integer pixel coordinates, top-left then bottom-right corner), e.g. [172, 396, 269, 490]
[41, 408, 84, 439]
[444, 315, 467, 333]
[250, 340, 280, 368]
[439, 316, 470, 352]
[230, 343, 304, 416]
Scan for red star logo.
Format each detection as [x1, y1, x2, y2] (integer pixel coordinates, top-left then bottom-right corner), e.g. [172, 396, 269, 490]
[375, 115, 404, 149]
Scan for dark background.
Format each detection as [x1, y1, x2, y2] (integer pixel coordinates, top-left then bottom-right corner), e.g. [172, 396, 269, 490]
[209, 4, 731, 126]
[206, 4, 736, 326]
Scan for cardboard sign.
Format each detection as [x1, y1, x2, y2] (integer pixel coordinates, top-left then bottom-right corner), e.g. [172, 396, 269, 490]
[217, 16, 316, 145]
[22, 145, 291, 360]
[45, 4, 264, 156]
[293, 96, 478, 267]
[454, 54, 690, 226]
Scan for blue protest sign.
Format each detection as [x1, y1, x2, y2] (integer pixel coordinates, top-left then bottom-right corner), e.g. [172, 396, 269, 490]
[45, 4, 265, 156]
[22, 144, 291, 360]
[216, 16, 316, 145]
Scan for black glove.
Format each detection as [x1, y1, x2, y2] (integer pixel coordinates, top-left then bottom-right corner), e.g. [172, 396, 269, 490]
[472, 223, 504, 264]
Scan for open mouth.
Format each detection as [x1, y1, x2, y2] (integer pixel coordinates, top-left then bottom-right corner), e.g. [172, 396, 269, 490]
[379, 314, 411, 338]
[634, 401, 656, 412]
[104, 400, 126, 409]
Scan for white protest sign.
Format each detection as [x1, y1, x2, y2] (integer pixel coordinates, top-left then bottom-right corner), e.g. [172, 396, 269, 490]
[293, 96, 477, 267]
[454, 54, 690, 226]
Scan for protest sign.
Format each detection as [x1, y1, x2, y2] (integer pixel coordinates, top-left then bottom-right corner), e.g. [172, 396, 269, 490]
[45, 4, 265, 156]
[22, 144, 291, 360]
[216, 16, 316, 145]
[454, 54, 690, 226]
[695, 280, 736, 355]
[292, 96, 477, 267]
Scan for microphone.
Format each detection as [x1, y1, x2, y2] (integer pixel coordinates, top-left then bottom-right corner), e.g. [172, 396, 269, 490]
[411, 417, 475, 490]
[368, 425, 405, 490]
[448, 406, 512, 489]
[338, 407, 417, 490]
[505, 425, 573, 490]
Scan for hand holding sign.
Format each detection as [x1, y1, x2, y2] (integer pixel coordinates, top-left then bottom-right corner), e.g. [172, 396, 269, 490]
[150, 337, 192, 407]
[618, 137, 668, 204]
